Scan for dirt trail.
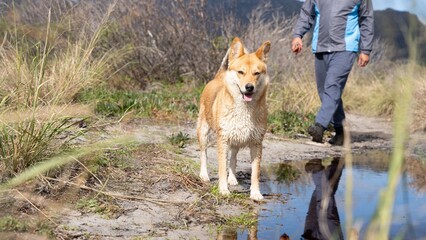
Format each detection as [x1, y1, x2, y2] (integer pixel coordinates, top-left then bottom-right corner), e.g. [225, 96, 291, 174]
[183, 113, 394, 166]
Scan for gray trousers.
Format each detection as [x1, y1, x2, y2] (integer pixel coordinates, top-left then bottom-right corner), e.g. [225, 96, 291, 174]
[314, 51, 357, 129]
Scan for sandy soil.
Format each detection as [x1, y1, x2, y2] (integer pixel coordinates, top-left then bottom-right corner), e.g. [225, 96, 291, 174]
[2, 113, 425, 240]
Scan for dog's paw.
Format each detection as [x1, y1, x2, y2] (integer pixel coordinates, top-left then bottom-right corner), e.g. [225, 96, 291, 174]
[250, 192, 264, 201]
[219, 188, 231, 196]
[227, 176, 239, 186]
[199, 173, 210, 182]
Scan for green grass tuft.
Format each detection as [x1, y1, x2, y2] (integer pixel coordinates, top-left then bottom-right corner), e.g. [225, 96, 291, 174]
[76, 84, 202, 120]
[168, 131, 191, 148]
[76, 197, 121, 219]
[0, 117, 79, 175]
[1, 136, 136, 190]
[0, 216, 28, 232]
[225, 212, 258, 227]
[268, 111, 315, 137]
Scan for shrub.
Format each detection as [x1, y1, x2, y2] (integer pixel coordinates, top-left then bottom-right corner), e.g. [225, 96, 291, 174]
[0, 2, 120, 109]
[0, 216, 28, 232]
[0, 117, 77, 175]
[76, 84, 202, 119]
[169, 131, 191, 148]
[268, 111, 315, 137]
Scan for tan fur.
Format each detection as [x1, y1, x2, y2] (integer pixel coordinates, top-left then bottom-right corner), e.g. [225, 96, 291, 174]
[197, 37, 271, 200]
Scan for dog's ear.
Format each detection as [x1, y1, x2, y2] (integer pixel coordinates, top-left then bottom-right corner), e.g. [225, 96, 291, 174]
[228, 37, 245, 63]
[255, 41, 271, 62]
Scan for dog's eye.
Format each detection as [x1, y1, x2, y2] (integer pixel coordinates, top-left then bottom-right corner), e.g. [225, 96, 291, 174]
[254, 72, 260, 76]
[238, 71, 244, 75]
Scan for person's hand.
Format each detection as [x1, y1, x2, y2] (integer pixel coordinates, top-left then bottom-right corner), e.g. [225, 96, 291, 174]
[358, 53, 370, 67]
[291, 37, 303, 55]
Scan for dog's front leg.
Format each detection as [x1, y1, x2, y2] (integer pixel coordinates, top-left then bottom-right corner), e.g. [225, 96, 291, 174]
[217, 139, 231, 195]
[250, 144, 263, 200]
[228, 147, 239, 186]
[198, 118, 210, 182]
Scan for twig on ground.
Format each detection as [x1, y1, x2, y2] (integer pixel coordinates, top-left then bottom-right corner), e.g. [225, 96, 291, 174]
[73, 157, 103, 185]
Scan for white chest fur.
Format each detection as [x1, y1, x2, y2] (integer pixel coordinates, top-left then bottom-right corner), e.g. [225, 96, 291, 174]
[219, 101, 266, 147]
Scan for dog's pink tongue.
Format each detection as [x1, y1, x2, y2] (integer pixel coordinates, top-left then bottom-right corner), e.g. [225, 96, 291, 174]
[244, 94, 253, 102]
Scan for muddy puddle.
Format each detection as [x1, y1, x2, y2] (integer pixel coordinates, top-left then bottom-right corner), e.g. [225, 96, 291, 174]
[230, 150, 426, 240]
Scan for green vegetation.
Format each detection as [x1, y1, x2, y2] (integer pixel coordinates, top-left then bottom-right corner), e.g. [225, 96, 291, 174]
[0, 216, 28, 232]
[77, 85, 201, 119]
[207, 185, 248, 205]
[90, 145, 134, 171]
[0, 216, 55, 237]
[168, 131, 191, 148]
[0, 117, 78, 175]
[268, 111, 315, 137]
[207, 185, 258, 229]
[224, 212, 258, 227]
[1, 136, 136, 189]
[76, 197, 121, 218]
[35, 220, 55, 237]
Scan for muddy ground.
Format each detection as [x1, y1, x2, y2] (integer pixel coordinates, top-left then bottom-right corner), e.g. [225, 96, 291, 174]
[2, 114, 426, 240]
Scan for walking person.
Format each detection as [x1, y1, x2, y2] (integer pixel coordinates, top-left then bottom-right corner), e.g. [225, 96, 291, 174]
[291, 0, 374, 145]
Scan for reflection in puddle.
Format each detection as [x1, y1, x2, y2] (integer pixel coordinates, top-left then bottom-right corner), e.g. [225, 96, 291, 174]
[236, 151, 426, 239]
[302, 158, 344, 240]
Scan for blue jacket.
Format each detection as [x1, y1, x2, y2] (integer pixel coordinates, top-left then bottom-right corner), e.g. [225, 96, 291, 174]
[293, 0, 374, 54]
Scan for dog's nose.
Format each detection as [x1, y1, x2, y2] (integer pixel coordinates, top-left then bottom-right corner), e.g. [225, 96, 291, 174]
[245, 83, 254, 93]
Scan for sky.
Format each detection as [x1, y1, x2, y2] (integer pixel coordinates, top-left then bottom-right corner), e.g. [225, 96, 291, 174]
[373, 0, 426, 23]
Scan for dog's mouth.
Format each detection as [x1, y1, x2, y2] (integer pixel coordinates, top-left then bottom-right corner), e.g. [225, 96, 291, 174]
[237, 84, 255, 102]
[242, 92, 253, 102]
[238, 88, 254, 102]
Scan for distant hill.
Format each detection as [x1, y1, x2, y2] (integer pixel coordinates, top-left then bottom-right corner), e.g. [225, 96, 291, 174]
[374, 9, 426, 62]
[206, 0, 426, 63]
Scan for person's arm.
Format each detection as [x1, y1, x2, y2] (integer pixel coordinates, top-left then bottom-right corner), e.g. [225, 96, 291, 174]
[293, 0, 316, 39]
[292, 0, 316, 54]
[358, 0, 374, 66]
[358, 0, 374, 56]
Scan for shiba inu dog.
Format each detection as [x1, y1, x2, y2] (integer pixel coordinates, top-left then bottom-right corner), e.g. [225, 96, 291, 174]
[196, 37, 271, 200]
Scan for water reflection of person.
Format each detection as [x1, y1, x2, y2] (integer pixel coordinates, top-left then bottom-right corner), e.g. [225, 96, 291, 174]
[302, 158, 344, 240]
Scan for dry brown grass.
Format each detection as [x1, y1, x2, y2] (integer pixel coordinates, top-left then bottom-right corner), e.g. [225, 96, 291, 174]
[269, 79, 319, 114]
[411, 67, 426, 131]
[0, 2, 120, 110]
[343, 62, 426, 131]
[0, 104, 92, 124]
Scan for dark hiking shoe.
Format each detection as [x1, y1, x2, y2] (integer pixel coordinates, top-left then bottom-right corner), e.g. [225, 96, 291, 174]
[329, 127, 344, 146]
[308, 123, 325, 143]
